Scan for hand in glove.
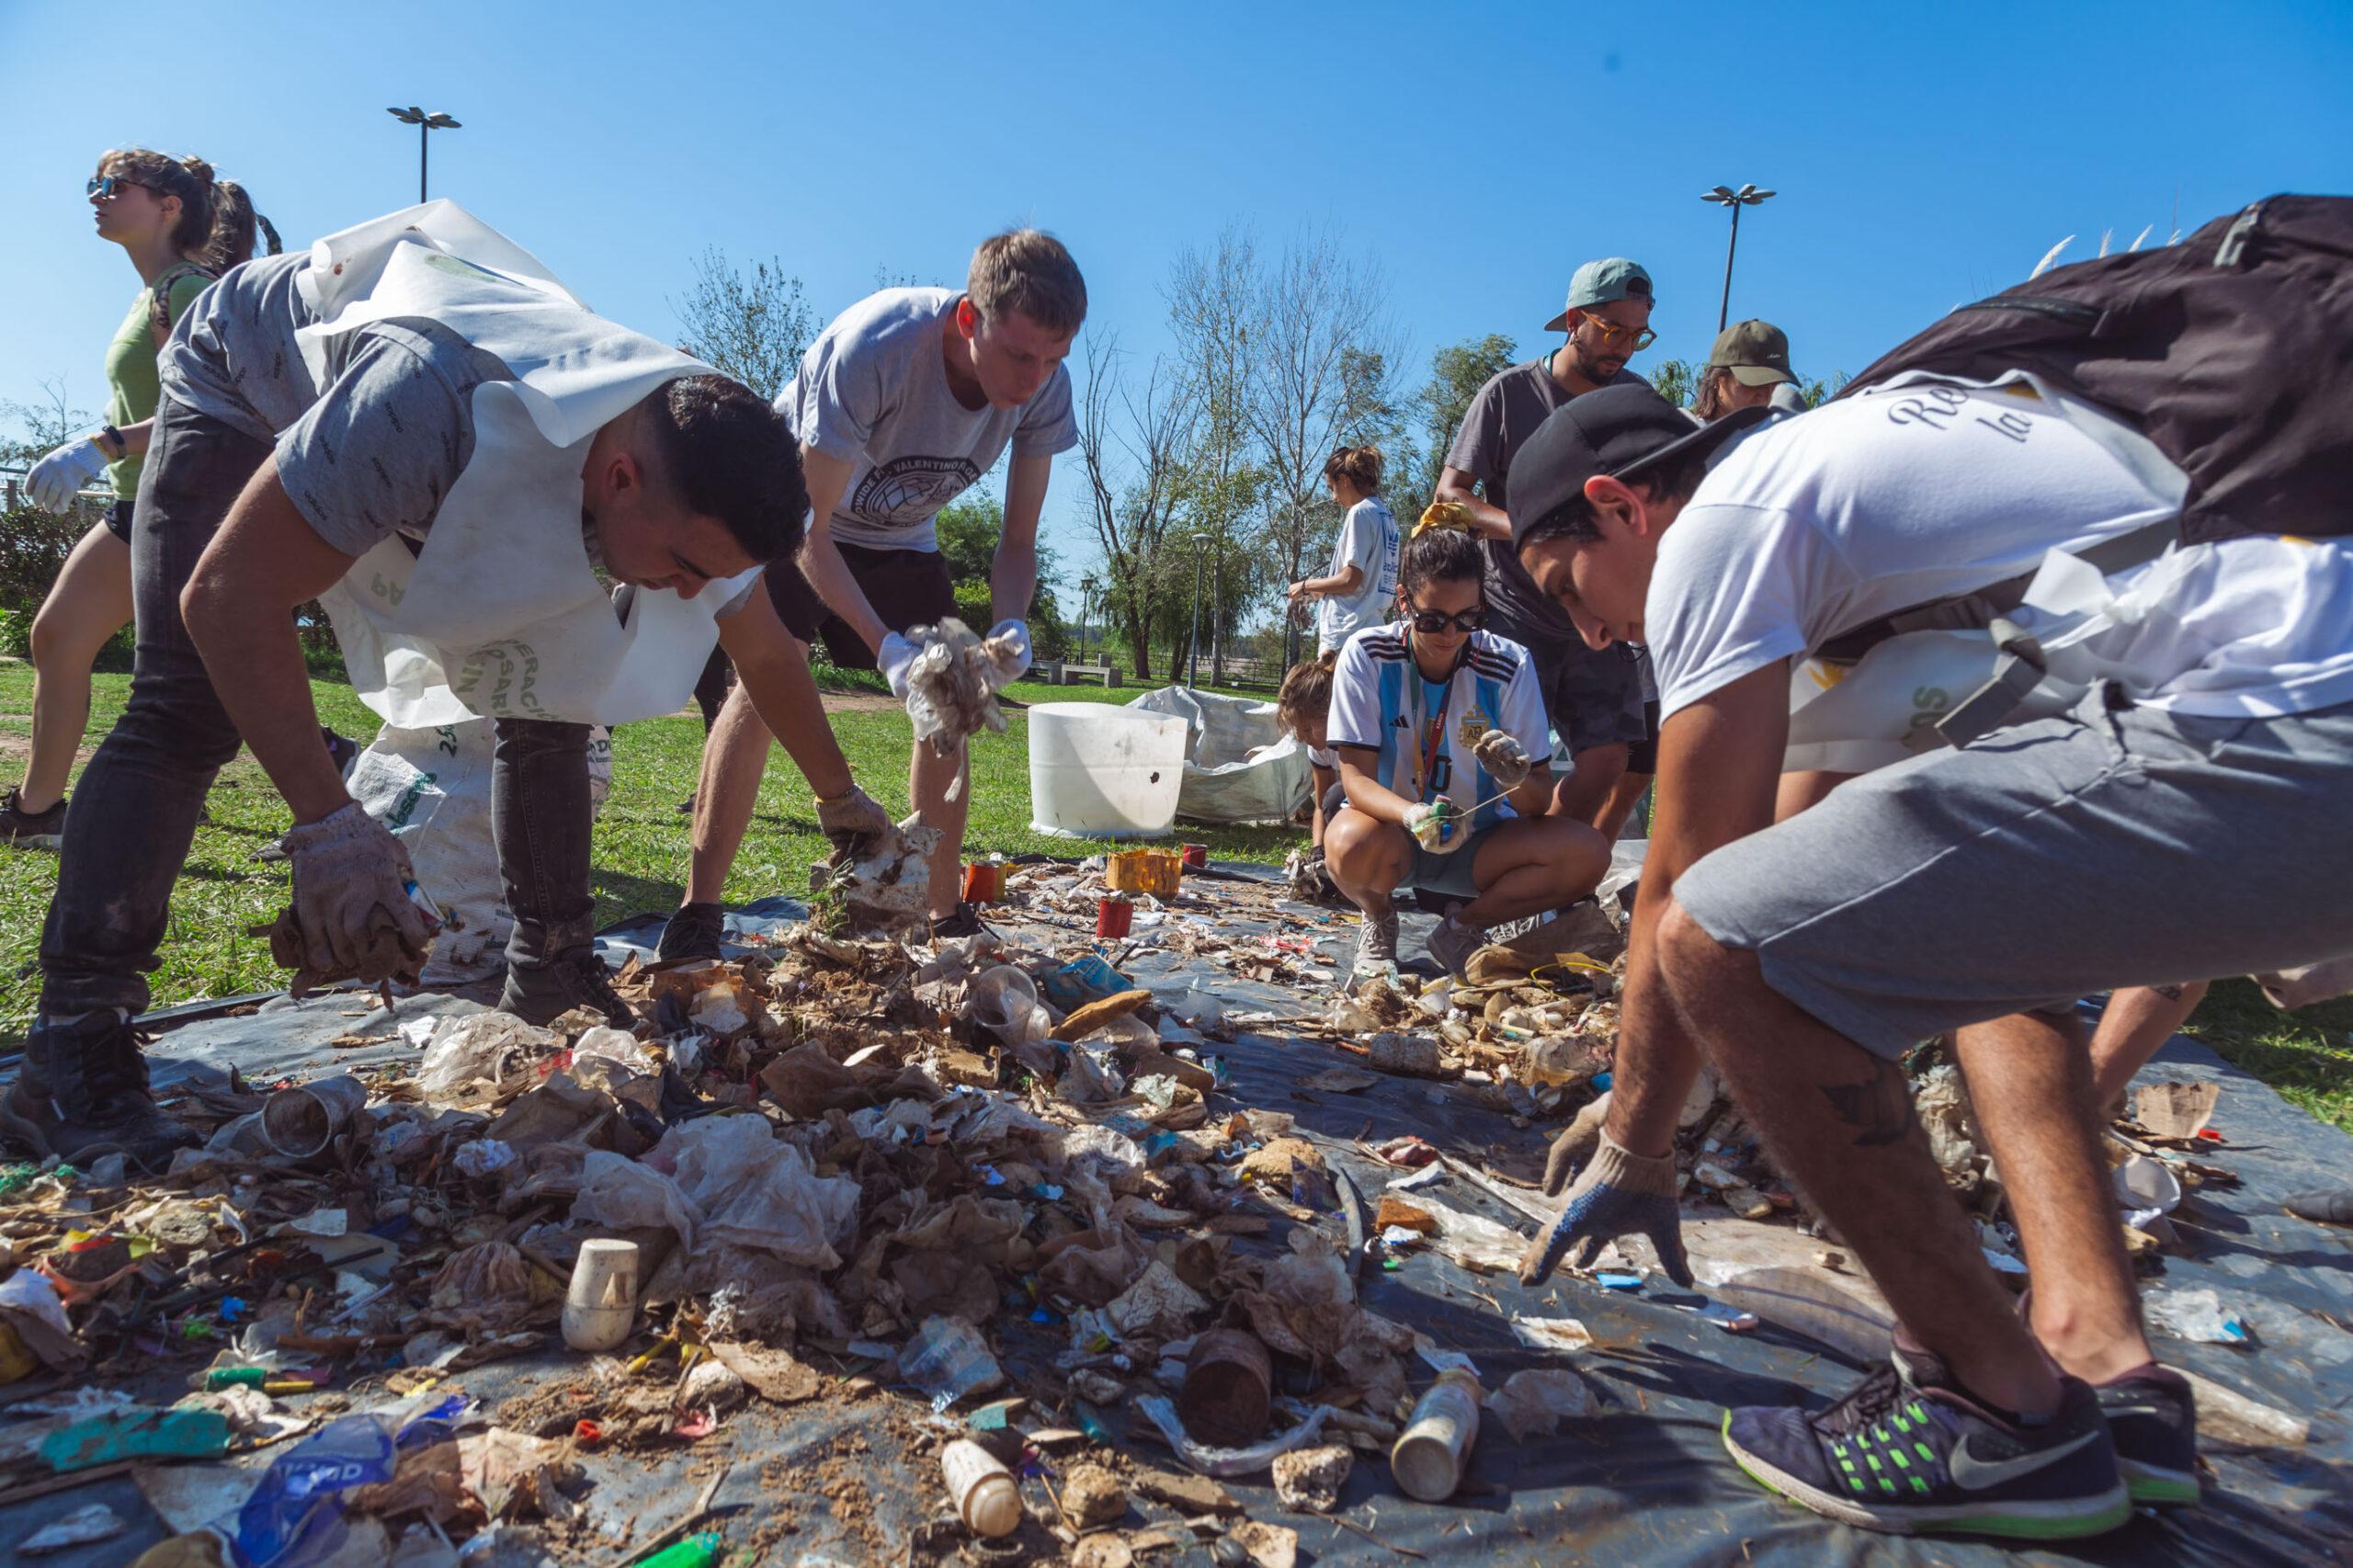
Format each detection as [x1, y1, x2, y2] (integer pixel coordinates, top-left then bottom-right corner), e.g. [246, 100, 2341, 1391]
[1404, 800, 1464, 854]
[1472, 728, 1534, 788]
[815, 784, 892, 854]
[1541, 1089, 1613, 1195]
[28, 437, 108, 513]
[282, 803, 437, 983]
[878, 631, 919, 699]
[1518, 1129, 1693, 1288]
[981, 619, 1033, 687]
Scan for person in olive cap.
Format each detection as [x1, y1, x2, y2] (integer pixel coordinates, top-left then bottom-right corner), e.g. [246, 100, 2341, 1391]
[1434, 258, 1656, 837]
[1693, 319, 1806, 422]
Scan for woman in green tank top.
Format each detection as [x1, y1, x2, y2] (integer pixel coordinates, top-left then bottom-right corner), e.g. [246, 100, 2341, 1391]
[3, 150, 275, 846]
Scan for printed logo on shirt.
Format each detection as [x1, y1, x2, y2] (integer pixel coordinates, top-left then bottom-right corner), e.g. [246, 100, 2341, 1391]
[850, 455, 983, 527]
[1458, 710, 1489, 748]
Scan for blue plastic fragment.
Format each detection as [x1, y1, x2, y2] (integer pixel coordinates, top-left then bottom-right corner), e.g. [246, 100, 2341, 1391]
[1597, 1271, 1644, 1291]
[1593, 1072, 1614, 1093]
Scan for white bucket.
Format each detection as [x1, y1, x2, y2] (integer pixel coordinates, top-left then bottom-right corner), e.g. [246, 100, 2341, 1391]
[1027, 701, 1187, 839]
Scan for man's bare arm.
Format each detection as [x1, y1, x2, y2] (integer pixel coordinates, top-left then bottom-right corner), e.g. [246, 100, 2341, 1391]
[793, 449, 886, 653]
[991, 451, 1051, 624]
[716, 592, 857, 801]
[1435, 464, 1512, 542]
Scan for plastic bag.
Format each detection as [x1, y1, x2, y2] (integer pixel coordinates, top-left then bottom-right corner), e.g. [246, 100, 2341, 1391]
[226, 1393, 465, 1567]
[417, 1013, 557, 1102]
[898, 1314, 1005, 1412]
[658, 1115, 860, 1268]
[904, 619, 1017, 762]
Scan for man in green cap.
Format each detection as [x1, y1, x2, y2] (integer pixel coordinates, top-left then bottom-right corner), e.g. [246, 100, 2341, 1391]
[1436, 257, 1657, 836]
[1695, 319, 1805, 422]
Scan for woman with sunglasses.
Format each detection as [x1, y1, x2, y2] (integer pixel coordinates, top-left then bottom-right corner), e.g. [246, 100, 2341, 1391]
[1321, 513, 1609, 981]
[3, 151, 277, 847]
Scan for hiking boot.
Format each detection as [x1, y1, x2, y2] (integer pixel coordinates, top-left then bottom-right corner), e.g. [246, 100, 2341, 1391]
[1352, 910, 1400, 980]
[1423, 911, 1488, 979]
[0, 1010, 197, 1170]
[1722, 1349, 2129, 1540]
[2285, 1187, 2353, 1226]
[0, 789, 66, 850]
[931, 903, 989, 940]
[499, 950, 632, 1029]
[2096, 1364, 2201, 1507]
[655, 902, 726, 964]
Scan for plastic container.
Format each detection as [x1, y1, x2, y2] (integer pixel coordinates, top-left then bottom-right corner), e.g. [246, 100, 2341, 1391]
[1096, 897, 1134, 939]
[562, 1238, 640, 1352]
[969, 966, 1051, 1047]
[1106, 847, 1183, 898]
[940, 1437, 1022, 1538]
[961, 862, 1007, 903]
[1390, 1369, 1482, 1502]
[1028, 701, 1187, 839]
[260, 1076, 369, 1159]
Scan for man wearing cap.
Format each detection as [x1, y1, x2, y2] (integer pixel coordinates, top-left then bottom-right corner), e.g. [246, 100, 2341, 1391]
[1497, 378, 2353, 1536]
[1434, 258, 1655, 836]
[1693, 319, 1806, 423]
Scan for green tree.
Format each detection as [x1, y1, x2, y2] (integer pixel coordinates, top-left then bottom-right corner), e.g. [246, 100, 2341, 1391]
[933, 494, 1071, 657]
[1649, 358, 1699, 411]
[669, 249, 814, 403]
[1796, 370, 1852, 408]
[1391, 333, 1518, 522]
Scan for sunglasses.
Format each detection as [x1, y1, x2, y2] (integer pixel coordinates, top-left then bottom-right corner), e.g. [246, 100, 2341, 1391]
[1581, 316, 1658, 352]
[86, 175, 156, 200]
[1405, 606, 1486, 634]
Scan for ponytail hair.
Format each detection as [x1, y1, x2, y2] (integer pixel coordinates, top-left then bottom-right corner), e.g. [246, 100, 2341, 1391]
[1323, 444, 1383, 494]
[96, 148, 282, 274]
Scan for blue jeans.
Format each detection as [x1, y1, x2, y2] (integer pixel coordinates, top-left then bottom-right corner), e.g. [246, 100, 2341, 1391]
[37, 395, 595, 1017]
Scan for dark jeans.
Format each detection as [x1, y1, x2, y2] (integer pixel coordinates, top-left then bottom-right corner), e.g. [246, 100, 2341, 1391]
[37, 395, 595, 1018]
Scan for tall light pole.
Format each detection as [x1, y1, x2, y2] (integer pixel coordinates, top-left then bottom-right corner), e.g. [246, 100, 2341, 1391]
[1700, 183, 1775, 332]
[387, 107, 461, 204]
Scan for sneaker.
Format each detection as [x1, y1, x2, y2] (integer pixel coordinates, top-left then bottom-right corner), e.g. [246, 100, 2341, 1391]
[0, 789, 66, 850]
[1352, 910, 1400, 979]
[2096, 1365, 2200, 1507]
[2285, 1187, 2353, 1226]
[656, 902, 726, 963]
[0, 1010, 197, 1170]
[1722, 1351, 2130, 1540]
[499, 951, 632, 1029]
[931, 903, 989, 940]
[1423, 912, 1488, 979]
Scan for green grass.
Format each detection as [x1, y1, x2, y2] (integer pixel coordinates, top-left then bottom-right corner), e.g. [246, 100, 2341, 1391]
[2179, 979, 2353, 1133]
[0, 665, 1297, 1039]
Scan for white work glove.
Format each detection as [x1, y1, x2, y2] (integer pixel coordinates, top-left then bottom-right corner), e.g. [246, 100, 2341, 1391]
[281, 803, 436, 981]
[28, 437, 108, 513]
[1472, 729, 1533, 789]
[1404, 801, 1466, 854]
[982, 619, 1033, 687]
[878, 631, 919, 700]
[814, 784, 892, 854]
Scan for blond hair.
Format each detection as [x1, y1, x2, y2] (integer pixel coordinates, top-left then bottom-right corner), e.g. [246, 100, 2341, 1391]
[1323, 445, 1383, 494]
[968, 229, 1087, 335]
[1277, 652, 1338, 742]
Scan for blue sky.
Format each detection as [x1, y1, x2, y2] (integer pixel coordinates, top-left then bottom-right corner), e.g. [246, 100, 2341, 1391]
[5, 0, 2347, 586]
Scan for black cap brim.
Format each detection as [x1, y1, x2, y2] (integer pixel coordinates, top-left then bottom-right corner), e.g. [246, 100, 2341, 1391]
[1507, 387, 1768, 551]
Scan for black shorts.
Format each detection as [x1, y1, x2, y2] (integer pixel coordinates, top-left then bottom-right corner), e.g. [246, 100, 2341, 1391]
[1626, 699, 1664, 774]
[102, 496, 134, 544]
[763, 542, 959, 670]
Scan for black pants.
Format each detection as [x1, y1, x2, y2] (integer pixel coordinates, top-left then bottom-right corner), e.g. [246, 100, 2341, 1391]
[38, 395, 596, 1017]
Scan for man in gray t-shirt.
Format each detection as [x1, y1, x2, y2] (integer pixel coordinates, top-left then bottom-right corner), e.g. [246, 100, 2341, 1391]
[1438, 256, 1657, 836]
[660, 231, 1088, 955]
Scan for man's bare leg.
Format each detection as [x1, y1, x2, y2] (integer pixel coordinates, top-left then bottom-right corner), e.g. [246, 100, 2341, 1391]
[1953, 1011, 2155, 1386]
[913, 737, 970, 922]
[2088, 982, 2210, 1113]
[683, 681, 776, 906]
[1595, 770, 1651, 839]
[1656, 900, 2062, 1415]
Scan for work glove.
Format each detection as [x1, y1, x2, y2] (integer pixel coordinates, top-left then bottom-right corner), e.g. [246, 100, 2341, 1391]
[878, 631, 919, 699]
[981, 619, 1032, 687]
[1518, 1129, 1694, 1289]
[814, 784, 892, 854]
[28, 437, 108, 512]
[281, 803, 437, 983]
[1541, 1089, 1614, 1195]
[1472, 729, 1533, 789]
[1404, 800, 1465, 854]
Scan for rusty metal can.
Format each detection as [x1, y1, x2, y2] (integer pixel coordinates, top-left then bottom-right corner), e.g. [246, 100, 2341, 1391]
[962, 862, 1007, 903]
[1181, 843, 1208, 871]
[1096, 895, 1133, 939]
[1178, 1328, 1272, 1447]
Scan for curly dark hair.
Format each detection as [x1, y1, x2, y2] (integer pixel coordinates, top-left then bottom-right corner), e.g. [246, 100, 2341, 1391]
[639, 374, 807, 562]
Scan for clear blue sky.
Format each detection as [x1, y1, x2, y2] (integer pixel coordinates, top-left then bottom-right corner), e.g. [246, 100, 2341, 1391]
[5, 0, 2347, 585]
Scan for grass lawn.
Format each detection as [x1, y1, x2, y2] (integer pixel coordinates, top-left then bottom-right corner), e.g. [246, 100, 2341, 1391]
[5, 662, 2350, 1141]
[0, 663, 1297, 1041]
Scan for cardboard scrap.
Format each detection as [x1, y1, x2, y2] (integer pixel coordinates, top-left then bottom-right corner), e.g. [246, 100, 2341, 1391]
[2134, 1080, 2221, 1141]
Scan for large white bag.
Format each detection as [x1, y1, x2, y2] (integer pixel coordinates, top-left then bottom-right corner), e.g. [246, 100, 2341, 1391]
[347, 718, 610, 983]
[1125, 687, 1309, 826]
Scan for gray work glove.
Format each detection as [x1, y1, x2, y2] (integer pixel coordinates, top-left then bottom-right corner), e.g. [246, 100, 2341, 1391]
[1518, 1128, 1693, 1289]
[281, 802, 435, 982]
[1541, 1089, 1614, 1196]
[814, 784, 892, 854]
[1472, 729, 1534, 789]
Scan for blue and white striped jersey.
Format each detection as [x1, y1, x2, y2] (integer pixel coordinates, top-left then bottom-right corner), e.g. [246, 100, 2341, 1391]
[1326, 625, 1548, 831]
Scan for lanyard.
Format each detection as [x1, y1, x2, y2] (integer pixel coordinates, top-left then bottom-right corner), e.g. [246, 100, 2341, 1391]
[1407, 631, 1468, 801]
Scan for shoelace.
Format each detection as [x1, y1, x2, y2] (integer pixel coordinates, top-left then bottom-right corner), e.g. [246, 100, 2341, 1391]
[60, 1024, 156, 1120]
[1813, 1362, 1915, 1439]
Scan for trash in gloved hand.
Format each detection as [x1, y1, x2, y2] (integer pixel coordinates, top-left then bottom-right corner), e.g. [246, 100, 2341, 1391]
[902, 618, 1023, 799]
[1405, 801, 1464, 854]
[248, 888, 438, 998]
[1471, 730, 1533, 789]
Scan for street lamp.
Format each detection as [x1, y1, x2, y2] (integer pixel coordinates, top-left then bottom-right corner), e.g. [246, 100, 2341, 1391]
[387, 107, 461, 204]
[1700, 183, 1775, 333]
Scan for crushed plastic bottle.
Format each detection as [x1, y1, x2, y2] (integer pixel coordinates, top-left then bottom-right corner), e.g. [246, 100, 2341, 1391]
[2143, 1287, 2251, 1346]
[897, 1315, 1005, 1413]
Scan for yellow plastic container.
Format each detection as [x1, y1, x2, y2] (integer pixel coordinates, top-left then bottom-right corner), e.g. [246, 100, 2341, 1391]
[1106, 847, 1182, 899]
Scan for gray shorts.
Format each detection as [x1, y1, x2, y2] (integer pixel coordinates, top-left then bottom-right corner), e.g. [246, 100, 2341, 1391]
[1675, 691, 2353, 1057]
[1333, 805, 1498, 901]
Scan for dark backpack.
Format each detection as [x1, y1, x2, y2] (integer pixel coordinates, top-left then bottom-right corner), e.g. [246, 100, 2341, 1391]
[1841, 194, 2353, 548]
[146, 260, 219, 341]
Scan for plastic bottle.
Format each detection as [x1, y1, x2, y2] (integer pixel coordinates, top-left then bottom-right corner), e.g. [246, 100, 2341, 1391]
[898, 1316, 1004, 1412]
[940, 1438, 1022, 1538]
[1390, 1369, 1483, 1502]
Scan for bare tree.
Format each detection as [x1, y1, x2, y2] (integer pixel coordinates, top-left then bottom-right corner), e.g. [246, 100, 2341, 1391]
[1249, 229, 1402, 665]
[1, 378, 97, 470]
[1165, 225, 1267, 684]
[670, 248, 815, 403]
[1074, 334, 1199, 682]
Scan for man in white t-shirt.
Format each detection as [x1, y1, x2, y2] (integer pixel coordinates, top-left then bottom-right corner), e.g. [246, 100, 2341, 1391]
[659, 233, 1085, 954]
[1286, 446, 1400, 656]
[1503, 381, 2353, 1540]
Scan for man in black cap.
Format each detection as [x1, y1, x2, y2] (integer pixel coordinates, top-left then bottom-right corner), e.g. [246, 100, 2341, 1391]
[1434, 258, 1656, 836]
[1494, 377, 2353, 1538]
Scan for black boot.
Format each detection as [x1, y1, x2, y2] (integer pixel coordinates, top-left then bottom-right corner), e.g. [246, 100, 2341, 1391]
[498, 949, 632, 1029]
[0, 1010, 196, 1169]
[655, 902, 725, 963]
